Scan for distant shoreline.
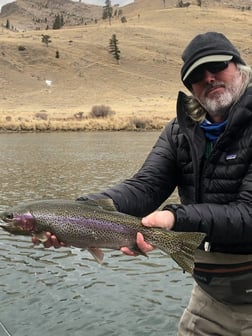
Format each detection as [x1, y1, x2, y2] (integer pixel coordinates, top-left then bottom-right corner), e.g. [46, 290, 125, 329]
[0, 115, 168, 132]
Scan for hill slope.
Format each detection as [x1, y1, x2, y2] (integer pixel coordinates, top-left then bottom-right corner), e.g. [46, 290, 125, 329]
[0, 2, 252, 130]
[0, 0, 103, 30]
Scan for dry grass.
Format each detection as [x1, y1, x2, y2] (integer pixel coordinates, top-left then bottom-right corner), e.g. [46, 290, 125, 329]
[0, 113, 167, 131]
[0, 3, 252, 131]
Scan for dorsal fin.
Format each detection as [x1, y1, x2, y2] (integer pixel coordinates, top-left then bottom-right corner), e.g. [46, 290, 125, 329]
[77, 198, 117, 212]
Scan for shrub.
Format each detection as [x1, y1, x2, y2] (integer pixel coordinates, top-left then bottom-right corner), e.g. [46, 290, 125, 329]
[18, 45, 26, 51]
[89, 105, 115, 118]
[34, 112, 48, 120]
[131, 117, 147, 129]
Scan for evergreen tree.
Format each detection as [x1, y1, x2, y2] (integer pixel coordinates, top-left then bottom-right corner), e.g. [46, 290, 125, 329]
[53, 14, 64, 29]
[60, 14, 64, 27]
[41, 34, 51, 47]
[103, 0, 113, 24]
[109, 34, 120, 64]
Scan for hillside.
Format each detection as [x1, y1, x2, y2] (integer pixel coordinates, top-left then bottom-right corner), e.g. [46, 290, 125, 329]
[0, 1, 252, 131]
[0, 0, 103, 30]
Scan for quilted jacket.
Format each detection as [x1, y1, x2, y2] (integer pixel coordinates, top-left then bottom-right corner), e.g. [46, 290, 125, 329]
[90, 88, 252, 254]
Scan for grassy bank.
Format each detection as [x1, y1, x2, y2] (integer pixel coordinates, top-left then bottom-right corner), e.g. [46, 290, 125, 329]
[0, 110, 169, 132]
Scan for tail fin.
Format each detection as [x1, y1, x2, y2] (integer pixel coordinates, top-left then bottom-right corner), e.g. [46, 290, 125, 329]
[170, 232, 206, 274]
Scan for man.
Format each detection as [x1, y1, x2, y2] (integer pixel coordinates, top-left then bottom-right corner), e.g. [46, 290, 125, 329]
[35, 32, 252, 335]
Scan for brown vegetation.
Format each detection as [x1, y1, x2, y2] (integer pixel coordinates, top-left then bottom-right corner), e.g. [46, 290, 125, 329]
[0, 1, 252, 131]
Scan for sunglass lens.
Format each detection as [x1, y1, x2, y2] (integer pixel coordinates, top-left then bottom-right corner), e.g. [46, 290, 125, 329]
[207, 61, 229, 74]
[187, 61, 229, 85]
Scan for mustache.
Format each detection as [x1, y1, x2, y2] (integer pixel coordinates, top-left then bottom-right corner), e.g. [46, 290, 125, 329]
[204, 81, 225, 95]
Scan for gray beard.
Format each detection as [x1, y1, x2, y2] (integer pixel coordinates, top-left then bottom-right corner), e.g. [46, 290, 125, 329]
[203, 90, 234, 119]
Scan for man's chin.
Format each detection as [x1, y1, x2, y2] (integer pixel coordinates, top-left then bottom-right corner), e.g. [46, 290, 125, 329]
[206, 86, 226, 98]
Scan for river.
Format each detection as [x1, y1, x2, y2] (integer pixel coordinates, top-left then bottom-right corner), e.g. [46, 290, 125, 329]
[0, 132, 193, 336]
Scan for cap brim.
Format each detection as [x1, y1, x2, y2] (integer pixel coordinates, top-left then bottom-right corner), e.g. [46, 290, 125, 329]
[183, 55, 233, 81]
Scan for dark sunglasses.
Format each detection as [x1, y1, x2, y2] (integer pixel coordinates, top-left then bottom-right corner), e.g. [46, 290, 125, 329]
[186, 61, 229, 85]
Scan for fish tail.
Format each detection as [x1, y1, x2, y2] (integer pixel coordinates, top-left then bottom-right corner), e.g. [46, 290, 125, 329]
[155, 231, 205, 274]
[170, 232, 205, 274]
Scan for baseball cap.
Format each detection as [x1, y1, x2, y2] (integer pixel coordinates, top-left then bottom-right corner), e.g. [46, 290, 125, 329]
[181, 32, 246, 85]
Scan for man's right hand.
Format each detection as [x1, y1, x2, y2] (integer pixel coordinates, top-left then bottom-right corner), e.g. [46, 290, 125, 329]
[32, 232, 66, 248]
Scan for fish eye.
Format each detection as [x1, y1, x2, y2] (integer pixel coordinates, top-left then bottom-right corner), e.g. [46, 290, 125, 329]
[5, 213, 14, 220]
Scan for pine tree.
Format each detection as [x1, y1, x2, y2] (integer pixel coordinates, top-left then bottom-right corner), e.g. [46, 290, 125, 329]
[109, 34, 120, 64]
[103, 0, 113, 25]
[53, 14, 64, 29]
[41, 34, 51, 47]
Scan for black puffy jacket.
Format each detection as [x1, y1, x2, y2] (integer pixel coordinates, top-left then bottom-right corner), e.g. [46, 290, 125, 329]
[94, 89, 252, 254]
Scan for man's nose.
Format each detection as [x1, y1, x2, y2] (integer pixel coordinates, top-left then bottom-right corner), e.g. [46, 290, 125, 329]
[203, 70, 216, 82]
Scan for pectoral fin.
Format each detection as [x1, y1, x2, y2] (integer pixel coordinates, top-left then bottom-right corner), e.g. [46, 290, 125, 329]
[87, 247, 104, 263]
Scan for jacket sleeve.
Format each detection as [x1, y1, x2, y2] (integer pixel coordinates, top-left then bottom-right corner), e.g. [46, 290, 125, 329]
[165, 164, 252, 248]
[79, 121, 179, 217]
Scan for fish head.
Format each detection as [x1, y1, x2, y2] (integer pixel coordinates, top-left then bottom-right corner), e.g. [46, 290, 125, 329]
[0, 209, 35, 235]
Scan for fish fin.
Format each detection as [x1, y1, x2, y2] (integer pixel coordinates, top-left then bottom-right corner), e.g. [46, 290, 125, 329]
[87, 247, 104, 263]
[171, 251, 195, 274]
[33, 232, 48, 243]
[95, 198, 118, 212]
[170, 232, 206, 274]
[78, 198, 117, 212]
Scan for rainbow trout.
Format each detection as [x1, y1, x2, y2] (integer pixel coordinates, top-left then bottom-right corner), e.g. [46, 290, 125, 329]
[0, 199, 206, 273]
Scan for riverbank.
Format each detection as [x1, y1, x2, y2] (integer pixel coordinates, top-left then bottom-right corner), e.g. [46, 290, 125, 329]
[0, 113, 169, 132]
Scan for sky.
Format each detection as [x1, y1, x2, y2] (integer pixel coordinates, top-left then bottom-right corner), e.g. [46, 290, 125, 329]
[0, 0, 134, 10]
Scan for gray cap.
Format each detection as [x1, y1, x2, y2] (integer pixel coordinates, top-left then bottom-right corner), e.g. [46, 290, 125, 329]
[181, 32, 246, 84]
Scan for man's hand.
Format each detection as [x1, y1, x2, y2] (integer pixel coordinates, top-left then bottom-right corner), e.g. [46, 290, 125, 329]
[120, 210, 175, 256]
[32, 232, 66, 248]
[121, 232, 154, 256]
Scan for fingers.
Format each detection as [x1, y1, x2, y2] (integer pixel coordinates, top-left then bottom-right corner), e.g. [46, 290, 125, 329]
[120, 233, 154, 256]
[142, 210, 175, 230]
[120, 247, 138, 256]
[32, 235, 41, 245]
[136, 232, 154, 253]
[120, 210, 175, 258]
[32, 232, 65, 249]
[44, 234, 63, 249]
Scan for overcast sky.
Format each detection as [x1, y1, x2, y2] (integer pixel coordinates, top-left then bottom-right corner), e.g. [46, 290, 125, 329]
[0, 0, 134, 10]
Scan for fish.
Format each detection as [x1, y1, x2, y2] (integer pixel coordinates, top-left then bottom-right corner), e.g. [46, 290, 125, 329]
[0, 198, 206, 273]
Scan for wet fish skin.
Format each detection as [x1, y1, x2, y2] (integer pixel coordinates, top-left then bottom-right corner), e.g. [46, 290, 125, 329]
[0, 199, 206, 273]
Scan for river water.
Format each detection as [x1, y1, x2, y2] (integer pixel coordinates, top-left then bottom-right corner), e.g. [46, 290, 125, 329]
[0, 132, 193, 336]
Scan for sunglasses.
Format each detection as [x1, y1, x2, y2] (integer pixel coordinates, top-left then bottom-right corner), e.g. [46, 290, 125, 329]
[186, 61, 229, 85]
